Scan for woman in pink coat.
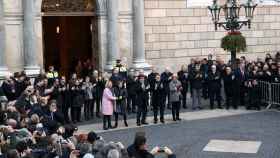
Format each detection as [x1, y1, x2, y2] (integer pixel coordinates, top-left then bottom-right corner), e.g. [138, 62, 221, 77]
[102, 80, 116, 130]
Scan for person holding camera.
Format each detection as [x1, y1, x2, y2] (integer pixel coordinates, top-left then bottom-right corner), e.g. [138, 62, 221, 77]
[127, 132, 176, 158]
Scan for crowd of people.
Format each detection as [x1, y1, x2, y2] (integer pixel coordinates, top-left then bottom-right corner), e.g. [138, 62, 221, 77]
[0, 52, 280, 158]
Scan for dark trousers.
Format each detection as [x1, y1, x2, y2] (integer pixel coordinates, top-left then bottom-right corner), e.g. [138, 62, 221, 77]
[84, 99, 94, 120]
[103, 115, 112, 129]
[114, 112, 127, 126]
[96, 97, 101, 115]
[209, 88, 221, 109]
[202, 82, 209, 99]
[225, 93, 236, 109]
[233, 85, 246, 107]
[247, 88, 260, 110]
[181, 90, 187, 108]
[62, 105, 70, 123]
[153, 104, 165, 122]
[172, 101, 181, 120]
[163, 93, 171, 108]
[137, 104, 147, 124]
[127, 94, 137, 112]
[71, 107, 81, 122]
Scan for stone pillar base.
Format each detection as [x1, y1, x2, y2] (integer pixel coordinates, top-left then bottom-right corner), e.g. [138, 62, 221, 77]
[24, 66, 40, 77]
[104, 61, 115, 72]
[133, 60, 151, 75]
[0, 67, 9, 79]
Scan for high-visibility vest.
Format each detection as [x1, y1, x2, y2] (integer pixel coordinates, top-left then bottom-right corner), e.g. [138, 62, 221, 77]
[46, 71, 59, 79]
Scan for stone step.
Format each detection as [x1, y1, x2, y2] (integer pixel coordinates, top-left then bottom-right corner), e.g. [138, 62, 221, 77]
[78, 108, 260, 134]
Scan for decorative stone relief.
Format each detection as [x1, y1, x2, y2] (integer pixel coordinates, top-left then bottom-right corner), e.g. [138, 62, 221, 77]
[96, 0, 107, 15]
[41, 0, 95, 12]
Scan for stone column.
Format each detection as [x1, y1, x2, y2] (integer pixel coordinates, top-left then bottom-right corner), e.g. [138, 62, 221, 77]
[105, 0, 119, 71]
[0, 0, 8, 78]
[96, 0, 108, 71]
[23, 0, 40, 76]
[132, 0, 150, 70]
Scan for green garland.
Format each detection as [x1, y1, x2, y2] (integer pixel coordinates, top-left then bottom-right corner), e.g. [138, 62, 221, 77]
[221, 31, 247, 52]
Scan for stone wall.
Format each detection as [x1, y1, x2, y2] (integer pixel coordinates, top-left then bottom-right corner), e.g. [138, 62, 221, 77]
[144, 0, 280, 72]
[3, 0, 43, 72]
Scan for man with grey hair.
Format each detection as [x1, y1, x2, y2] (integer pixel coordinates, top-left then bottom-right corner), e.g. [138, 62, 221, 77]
[208, 65, 222, 109]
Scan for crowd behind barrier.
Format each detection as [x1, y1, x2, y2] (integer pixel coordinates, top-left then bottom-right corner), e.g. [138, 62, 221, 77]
[0, 52, 280, 158]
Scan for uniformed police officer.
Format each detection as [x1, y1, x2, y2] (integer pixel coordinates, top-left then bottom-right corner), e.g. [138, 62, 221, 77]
[46, 66, 59, 86]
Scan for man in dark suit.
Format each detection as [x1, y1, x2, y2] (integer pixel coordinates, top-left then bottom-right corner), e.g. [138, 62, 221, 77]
[151, 74, 165, 124]
[135, 74, 150, 126]
[127, 69, 137, 113]
[208, 65, 222, 109]
[234, 63, 248, 107]
[161, 68, 172, 109]
[223, 66, 236, 109]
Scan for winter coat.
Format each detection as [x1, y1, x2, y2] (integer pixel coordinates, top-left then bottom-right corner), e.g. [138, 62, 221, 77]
[102, 88, 115, 116]
[114, 87, 127, 114]
[189, 71, 203, 89]
[151, 81, 165, 106]
[169, 79, 182, 102]
[71, 87, 85, 108]
[177, 70, 189, 92]
[135, 80, 149, 107]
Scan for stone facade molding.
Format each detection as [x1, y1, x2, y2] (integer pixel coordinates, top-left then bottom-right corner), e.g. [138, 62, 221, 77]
[96, 0, 107, 16]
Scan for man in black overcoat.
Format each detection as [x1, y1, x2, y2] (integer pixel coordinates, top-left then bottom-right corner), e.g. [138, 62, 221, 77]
[208, 65, 222, 109]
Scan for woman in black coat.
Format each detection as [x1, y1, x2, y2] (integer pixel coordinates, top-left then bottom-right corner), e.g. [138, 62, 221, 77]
[113, 80, 128, 128]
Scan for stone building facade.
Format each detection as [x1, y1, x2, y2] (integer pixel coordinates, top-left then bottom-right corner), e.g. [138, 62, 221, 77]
[144, 0, 280, 71]
[0, 0, 280, 78]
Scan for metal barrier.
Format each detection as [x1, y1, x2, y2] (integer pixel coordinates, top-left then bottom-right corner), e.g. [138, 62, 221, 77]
[258, 81, 280, 109]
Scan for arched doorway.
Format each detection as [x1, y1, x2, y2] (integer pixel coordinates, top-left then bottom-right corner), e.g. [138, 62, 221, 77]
[41, 0, 99, 78]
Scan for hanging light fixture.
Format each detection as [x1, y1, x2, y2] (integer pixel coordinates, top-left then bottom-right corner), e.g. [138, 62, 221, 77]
[208, 0, 257, 31]
[208, 0, 221, 22]
[243, 0, 257, 19]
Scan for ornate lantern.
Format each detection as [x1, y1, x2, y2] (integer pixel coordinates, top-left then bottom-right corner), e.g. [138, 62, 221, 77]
[243, 0, 258, 19]
[208, 0, 221, 22]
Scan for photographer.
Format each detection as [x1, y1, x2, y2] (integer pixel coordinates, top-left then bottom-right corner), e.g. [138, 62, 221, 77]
[127, 132, 176, 158]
